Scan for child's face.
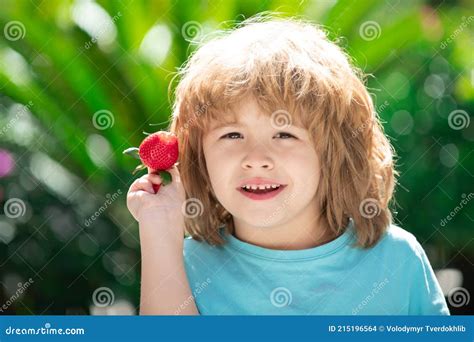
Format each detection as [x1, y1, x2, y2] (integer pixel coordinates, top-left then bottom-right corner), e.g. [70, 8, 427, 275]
[202, 97, 321, 228]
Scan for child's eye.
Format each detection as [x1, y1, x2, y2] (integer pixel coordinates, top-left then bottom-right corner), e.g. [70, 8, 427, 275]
[274, 132, 296, 139]
[220, 132, 243, 139]
[220, 132, 296, 140]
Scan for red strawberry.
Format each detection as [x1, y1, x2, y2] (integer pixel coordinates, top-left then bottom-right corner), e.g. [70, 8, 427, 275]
[123, 131, 178, 194]
[138, 131, 178, 170]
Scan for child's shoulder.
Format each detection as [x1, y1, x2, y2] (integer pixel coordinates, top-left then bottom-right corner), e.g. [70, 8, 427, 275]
[184, 224, 428, 260]
[373, 223, 427, 259]
[183, 234, 221, 257]
[183, 234, 205, 253]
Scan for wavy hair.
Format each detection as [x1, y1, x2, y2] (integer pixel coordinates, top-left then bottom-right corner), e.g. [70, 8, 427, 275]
[169, 15, 397, 248]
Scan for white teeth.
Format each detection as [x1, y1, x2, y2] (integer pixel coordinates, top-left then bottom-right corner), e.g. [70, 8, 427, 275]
[241, 184, 281, 190]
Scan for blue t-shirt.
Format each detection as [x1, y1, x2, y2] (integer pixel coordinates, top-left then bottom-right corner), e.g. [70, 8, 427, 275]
[183, 220, 450, 315]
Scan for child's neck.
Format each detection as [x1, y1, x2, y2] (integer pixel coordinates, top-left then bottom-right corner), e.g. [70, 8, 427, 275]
[230, 215, 340, 250]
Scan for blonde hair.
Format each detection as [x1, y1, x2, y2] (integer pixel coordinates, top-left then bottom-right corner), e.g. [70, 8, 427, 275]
[169, 15, 397, 249]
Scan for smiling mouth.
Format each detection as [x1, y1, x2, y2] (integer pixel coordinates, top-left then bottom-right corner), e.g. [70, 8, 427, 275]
[237, 185, 287, 200]
[240, 185, 282, 194]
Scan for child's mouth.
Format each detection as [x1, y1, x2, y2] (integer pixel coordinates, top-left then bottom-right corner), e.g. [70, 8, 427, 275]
[237, 185, 287, 200]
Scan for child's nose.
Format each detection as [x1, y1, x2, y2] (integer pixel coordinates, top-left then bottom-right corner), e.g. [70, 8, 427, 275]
[241, 146, 274, 170]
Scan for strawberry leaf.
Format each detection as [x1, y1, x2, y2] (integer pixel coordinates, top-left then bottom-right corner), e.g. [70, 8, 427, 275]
[158, 170, 172, 185]
[132, 164, 147, 175]
[122, 147, 141, 160]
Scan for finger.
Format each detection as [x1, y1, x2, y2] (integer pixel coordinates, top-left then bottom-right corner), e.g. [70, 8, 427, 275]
[131, 178, 155, 194]
[147, 173, 163, 185]
[139, 173, 163, 193]
[147, 167, 158, 175]
[166, 165, 181, 183]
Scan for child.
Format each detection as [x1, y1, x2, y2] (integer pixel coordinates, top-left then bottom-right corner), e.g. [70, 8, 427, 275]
[127, 16, 449, 315]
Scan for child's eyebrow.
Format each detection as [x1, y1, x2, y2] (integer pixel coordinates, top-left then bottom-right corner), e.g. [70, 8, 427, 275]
[209, 121, 306, 132]
[209, 122, 243, 130]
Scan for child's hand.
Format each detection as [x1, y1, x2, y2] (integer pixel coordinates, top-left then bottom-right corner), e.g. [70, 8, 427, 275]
[127, 165, 186, 226]
[129, 165, 197, 315]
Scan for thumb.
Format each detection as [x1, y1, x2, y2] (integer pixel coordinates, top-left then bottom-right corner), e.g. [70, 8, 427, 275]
[147, 167, 158, 175]
[147, 165, 181, 185]
[166, 165, 182, 184]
